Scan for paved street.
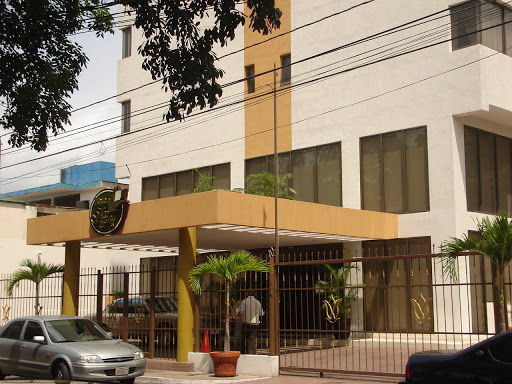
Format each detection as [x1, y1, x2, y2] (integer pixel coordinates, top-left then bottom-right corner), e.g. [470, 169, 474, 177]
[0, 369, 401, 384]
[139, 369, 401, 384]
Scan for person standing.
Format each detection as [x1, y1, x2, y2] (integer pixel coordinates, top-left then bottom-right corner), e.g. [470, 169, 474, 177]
[237, 291, 264, 354]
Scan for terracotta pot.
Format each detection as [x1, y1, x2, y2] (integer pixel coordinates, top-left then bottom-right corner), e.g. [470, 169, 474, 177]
[210, 351, 240, 377]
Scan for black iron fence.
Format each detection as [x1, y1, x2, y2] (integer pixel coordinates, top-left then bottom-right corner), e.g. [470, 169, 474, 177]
[1, 247, 511, 376]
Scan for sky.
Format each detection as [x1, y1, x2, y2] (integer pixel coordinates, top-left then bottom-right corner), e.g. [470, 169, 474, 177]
[0, 30, 121, 194]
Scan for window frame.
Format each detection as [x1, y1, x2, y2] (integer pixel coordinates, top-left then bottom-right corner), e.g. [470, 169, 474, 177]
[122, 27, 132, 59]
[360, 126, 430, 214]
[464, 125, 512, 215]
[141, 163, 230, 201]
[450, 0, 512, 57]
[121, 100, 131, 133]
[244, 142, 342, 206]
[245, 65, 255, 94]
[280, 54, 291, 85]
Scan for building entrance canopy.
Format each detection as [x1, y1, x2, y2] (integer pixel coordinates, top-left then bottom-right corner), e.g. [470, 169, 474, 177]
[25, 190, 397, 362]
[27, 190, 397, 251]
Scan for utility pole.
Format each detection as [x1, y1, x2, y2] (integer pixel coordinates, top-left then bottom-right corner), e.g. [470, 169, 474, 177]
[269, 64, 280, 356]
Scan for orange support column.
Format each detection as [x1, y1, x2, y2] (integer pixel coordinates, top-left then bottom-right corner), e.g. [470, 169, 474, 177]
[177, 227, 197, 362]
[62, 241, 81, 316]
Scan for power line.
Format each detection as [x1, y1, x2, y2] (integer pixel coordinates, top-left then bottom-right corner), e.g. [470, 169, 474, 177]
[1, 0, 502, 159]
[2, 13, 510, 180]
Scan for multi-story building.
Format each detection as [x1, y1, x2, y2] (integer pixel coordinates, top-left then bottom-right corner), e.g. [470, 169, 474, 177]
[115, 0, 512, 335]
[21, 0, 512, 374]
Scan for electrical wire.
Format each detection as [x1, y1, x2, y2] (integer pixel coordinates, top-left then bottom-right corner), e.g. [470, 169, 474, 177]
[1, 1, 509, 182]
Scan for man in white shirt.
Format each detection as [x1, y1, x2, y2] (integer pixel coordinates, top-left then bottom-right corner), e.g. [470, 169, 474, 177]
[237, 291, 264, 354]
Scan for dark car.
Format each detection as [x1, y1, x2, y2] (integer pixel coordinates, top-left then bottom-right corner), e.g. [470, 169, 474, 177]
[0, 316, 145, 383]
[400, 331, 512, 384]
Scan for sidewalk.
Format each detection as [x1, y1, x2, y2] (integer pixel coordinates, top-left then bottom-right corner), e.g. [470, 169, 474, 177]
[139, 369, 401, 384]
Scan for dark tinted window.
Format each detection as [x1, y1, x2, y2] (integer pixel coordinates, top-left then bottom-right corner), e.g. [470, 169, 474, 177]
[489, 335, 512, 363]
[23, 321, 44, 341]
[1, 321, 25, 340]
[361, 127, 429, 213]
[464, 126, 512, 215]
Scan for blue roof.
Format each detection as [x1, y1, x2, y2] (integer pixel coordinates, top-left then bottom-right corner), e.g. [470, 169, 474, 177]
[0, 162, 119, 199]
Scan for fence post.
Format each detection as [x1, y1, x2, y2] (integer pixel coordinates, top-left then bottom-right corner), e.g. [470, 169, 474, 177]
[122, 272, 129, 342]
[96, 270, 103, 326]
[149, 267, 156, 359]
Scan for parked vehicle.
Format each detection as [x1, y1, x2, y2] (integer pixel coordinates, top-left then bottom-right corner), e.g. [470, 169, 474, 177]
[0, 316, 145, 383]
[399, 331, 512, 384]
[102, 296, 178, 346]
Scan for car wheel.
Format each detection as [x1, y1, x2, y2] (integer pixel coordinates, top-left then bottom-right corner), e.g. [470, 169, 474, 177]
[54, 361, 71, 380]
[120, 378, 135, 384]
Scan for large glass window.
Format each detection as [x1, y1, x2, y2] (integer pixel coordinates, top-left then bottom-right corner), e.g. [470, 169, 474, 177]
[363, 237, 433, 333]
[451, 1, 512, 57]
[292, 148, 315, 203]
[245, 142, 342, 206]
[360, 127, 429, 213]
[464, 126, 512, 214]
[141, 163, 230, 201]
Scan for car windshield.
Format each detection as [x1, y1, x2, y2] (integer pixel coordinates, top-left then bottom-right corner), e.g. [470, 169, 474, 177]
[154, 297, 177, 313]
[45, 319, 110, 343]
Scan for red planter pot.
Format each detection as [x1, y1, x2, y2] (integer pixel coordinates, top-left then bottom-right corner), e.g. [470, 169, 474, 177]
[210, 351, 241, 377]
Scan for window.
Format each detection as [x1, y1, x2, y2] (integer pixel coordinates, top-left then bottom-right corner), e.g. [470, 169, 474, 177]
[464, 126, 512, 214]
[245, 142, 342, 206]
[141, 163, 230, 201]
[451, 1, 512, 57]
[360, 127, 429, 213]
[54, 194, 80, 208]
[121, 100, 131, 133]
[1, 320, 25, 340]
[23, 321, 44, 341]
[245, 65, 255, 94]
[122, 27, 132, 58]
[280, 54, 291, 85]
[363, 237, 433, 333]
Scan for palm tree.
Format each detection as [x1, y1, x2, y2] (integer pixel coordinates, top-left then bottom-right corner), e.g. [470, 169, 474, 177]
[6, 258, 64, 315]
[188, 250, 270, 352]
[440, 213, 512, 334]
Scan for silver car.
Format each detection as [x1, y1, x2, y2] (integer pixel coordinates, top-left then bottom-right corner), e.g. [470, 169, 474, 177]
[0, 316, 146, 383]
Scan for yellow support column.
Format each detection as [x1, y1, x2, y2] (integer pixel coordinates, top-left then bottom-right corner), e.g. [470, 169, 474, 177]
[62, 241, 81, 316]
[177, 227, 196, 362]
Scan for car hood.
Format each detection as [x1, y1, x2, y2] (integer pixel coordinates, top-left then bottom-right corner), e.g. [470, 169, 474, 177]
[56, 340, 140, 358]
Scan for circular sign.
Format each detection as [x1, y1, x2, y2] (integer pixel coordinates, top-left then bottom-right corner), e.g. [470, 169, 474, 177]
[89, 189, 128, 235]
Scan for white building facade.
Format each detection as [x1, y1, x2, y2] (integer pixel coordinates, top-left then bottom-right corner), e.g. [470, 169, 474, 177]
[115, 0, 512, 335]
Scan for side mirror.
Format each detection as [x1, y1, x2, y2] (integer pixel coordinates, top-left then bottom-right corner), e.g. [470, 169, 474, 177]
[33, 335, 45, 344]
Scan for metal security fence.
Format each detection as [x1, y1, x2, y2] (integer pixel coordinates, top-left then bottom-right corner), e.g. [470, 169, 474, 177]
[1, 246, 511, 376]
[275, 245, 512, 377]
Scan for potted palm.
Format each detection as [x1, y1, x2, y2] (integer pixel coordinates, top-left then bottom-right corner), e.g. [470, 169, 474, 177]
[189, 250, 270, 377]
[314, 264, 362, 340]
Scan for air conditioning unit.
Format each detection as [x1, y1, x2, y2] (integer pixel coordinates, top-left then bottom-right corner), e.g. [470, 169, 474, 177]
[76, 200, 90, 210]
